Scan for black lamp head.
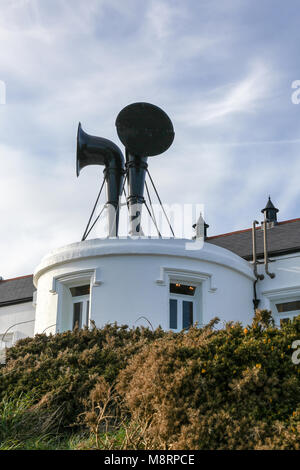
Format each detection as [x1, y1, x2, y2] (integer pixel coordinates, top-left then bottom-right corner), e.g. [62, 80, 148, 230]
[115, 102, 174, 157]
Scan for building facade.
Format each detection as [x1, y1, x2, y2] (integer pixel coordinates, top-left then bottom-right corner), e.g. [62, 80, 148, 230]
[1, 201, 300, 349]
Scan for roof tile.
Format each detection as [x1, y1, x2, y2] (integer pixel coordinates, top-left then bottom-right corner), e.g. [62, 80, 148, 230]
[0, 275, 35, 306]
[207, 219, 300, 259]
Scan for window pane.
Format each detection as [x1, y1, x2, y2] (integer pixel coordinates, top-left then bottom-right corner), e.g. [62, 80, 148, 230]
[169, 299, 177, 329]
[70, 285, 90, 297]
[170, 283, 196, 296]
[73, 302, 82, 329]
[276, 300, 300, 313]
[182, 301, 193, 329]
[86, 301, 90, 327]
[280, 318, 291, 327]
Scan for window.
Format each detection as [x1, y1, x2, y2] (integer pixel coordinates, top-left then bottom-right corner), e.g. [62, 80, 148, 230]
[276, 301, 300, 313]
[71, 285, 90, 330]
[170, 283, 196, 296]
[169, 283, 196, 331]
[182, 301, 193, 329]
[169, 299, 178, 329]
[274, 300, 300, 327]
[70, 285, 90, 297]
[280, 317, 291, 327]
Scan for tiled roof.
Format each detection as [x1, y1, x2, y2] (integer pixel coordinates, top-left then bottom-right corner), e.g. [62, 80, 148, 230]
[206, 218, 300, 260]
[0, 275, 35, 307]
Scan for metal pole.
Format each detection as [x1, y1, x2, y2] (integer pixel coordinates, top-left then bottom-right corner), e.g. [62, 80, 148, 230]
[263, 214, 275, 279]
[252, 220, 264, 280]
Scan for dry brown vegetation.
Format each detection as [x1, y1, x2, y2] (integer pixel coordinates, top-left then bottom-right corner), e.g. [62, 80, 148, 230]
[0, 311, 299, 449]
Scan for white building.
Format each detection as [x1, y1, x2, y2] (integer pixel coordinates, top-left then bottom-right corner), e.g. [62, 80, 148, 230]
[1, 198, 300, 348]
[0, 275, 36, 350]
[1, 103, 300, 348]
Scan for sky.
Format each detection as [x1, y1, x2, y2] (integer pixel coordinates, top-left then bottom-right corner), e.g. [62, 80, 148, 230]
[0, 0, 300, 278]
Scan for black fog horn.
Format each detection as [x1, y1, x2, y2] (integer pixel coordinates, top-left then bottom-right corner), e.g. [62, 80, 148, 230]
[115, 102, 174, 235]
[76, 123, 125, 237]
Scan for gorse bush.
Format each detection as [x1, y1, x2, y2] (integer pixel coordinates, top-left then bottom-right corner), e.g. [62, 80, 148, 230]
[0, 323, 164, 428]
[0, 311, 299, 449]
[117, 315, 300, 449]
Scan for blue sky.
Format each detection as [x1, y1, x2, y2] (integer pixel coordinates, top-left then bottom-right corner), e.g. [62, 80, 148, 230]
[0, 0, 300, 278]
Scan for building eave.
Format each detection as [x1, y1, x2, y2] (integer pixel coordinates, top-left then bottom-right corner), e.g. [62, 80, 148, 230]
[0, 297, 33, 308]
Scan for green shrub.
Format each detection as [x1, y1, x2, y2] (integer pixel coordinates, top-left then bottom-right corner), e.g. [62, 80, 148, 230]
[0, 312, 299, 449]
[116, 314, 300, 449]
[0, 323, 164, 428]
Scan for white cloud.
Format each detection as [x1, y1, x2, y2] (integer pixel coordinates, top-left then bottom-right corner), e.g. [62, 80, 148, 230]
[0, 0, 299, 277]
[145, 0, 185, 39]
[175, 61, 275, 127]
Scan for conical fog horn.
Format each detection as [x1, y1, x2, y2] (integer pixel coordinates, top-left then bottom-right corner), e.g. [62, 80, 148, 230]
[76, 123, 125, 237]
[115, 102, 174, 236]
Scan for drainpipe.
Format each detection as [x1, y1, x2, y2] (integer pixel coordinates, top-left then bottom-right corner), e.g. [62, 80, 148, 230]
[252, 220, 264, 310]
[263, 213, 275, 279]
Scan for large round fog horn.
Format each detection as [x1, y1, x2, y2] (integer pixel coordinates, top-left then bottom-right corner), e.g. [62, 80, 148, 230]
[115, 102, 175, 157]
[115, 102, 175, 236]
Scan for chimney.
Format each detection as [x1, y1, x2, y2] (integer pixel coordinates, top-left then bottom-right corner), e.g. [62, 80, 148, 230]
[261, 196, 279, 225]
[192, 214, 209, 240]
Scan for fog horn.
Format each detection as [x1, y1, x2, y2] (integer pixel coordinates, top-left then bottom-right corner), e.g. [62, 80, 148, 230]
[76, 123, 125, 237]
[115, 102, 174, 236]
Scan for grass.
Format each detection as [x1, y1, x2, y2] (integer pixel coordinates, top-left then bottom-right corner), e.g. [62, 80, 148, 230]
[0, 433, 94, 450]
[0, 393, 90, 450]
[0, 393, 120, 450]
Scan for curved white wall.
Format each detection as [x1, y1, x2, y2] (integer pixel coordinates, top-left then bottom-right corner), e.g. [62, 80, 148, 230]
[33, 238, 255, 334]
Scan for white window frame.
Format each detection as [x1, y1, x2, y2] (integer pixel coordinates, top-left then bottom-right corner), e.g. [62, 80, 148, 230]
[262, 286, 300, 327]
[72, 294, 90, 330]
[50, 268, 101, 332]
[156, 267, 216, 331]
[169, 283, 198, 332]
[273, 301, 300, 326]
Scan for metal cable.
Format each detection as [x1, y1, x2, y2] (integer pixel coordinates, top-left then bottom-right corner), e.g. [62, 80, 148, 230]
[82, 175, 106, 241]
[116, 170, 128, 216]
[145, 180, 161, 238]
[144, 200, 162, 237]
[84, 204, 107, 239]
[146, 169, 175, 237]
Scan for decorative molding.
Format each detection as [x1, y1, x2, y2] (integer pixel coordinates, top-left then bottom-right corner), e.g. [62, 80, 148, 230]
[50, 268, 102, 294]
[156, 267, 217, 293]
[34, 237, 255, 285]
[92, 268, 102, 286]
[262, 285, 300, 301]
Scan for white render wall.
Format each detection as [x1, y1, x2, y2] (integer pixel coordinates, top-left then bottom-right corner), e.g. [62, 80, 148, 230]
[0, 301, 35, 346]
[3, 241, 299, 341]
[33, 238, 255, 334]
